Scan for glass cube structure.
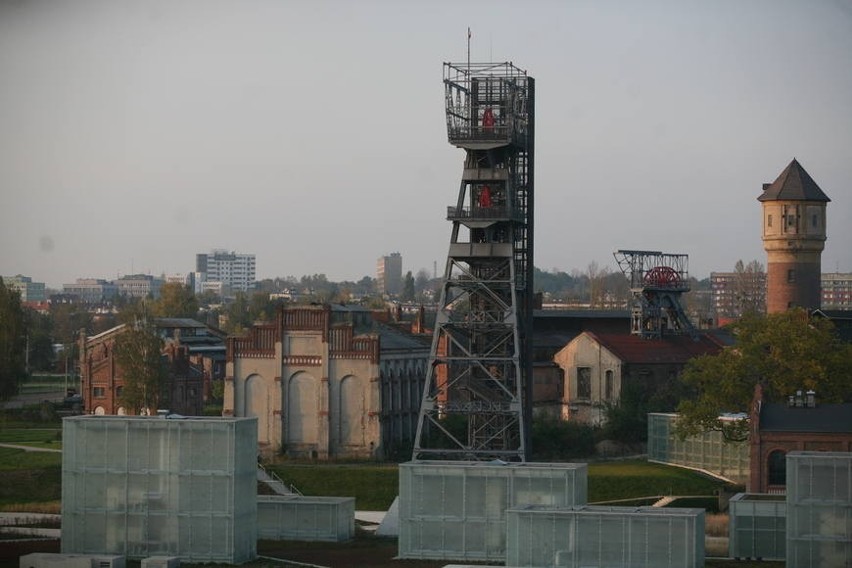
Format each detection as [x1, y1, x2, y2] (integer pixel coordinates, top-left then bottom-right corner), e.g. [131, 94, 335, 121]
[398, 460, 587, 562]
[505, 504, 705, 568]
[647, 413, 749, 484]
[257, 495, 355, 542]
[728, 493, 786, 560]
[61, 415, 258, 564]
[786, 451, 852, 567]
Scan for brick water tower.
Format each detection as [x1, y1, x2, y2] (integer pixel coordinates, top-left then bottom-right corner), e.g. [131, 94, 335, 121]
[759, 159, 830, 313]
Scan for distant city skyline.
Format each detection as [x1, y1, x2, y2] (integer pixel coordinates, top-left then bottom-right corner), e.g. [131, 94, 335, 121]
[2, 1, 851, 289]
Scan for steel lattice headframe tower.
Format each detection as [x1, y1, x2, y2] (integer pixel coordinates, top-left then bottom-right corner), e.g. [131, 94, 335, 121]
[413, 62, 534, 461]
[613, 249, 696, 339]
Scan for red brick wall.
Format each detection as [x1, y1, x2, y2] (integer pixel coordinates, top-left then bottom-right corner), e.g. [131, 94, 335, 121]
[766, 261, 821, 313]
[749, 431, 852, 492]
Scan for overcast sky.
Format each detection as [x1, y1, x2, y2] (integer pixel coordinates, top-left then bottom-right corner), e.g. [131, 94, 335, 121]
[1, 0, 851, 289]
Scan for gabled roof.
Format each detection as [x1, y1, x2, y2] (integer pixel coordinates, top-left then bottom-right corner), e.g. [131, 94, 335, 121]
[760, 402, 852, 433]
[758, 158, 830, 202]
[813, 309, 852, 322]
[585, 332, 723, 365]
[812, 309, 852, 343]
[374, 323, 431, 352]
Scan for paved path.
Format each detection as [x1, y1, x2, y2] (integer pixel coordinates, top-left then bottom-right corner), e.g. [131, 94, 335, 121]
[0, 443, 61, 453]
[0, 512, 61, 539]
[0, 390, 65, 410]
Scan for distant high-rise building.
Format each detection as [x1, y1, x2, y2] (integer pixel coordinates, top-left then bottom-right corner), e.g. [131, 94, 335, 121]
[710, 270, 767, 322]
[377, 252, 402, 296]
[2, 275, 46, 303]
[759, 159, 830, 313]
[196, 250, 256, 294]
[821, 272, 852, 310]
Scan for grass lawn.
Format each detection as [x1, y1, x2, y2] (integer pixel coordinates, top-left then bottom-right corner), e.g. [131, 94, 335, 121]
[269, 464, 399, 511]
[268, 459, 735, 511]
[0, 419, 63, 511]
[0, 428, 62, 451]
[0, 410, 736, 514]
[587, 459, 733, 502]
[0, 449, 61, 509]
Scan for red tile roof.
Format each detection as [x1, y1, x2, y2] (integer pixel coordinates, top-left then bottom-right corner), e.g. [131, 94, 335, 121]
[586, 331, 723, 364]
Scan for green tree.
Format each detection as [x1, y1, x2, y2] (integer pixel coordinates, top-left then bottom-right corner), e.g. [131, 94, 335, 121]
[401, 271, 416, 302]
[222, 292, 251, 334]
[676, 309, 852, 440]
[153, 282, 199, 319]
[23, 308, 54, 372]
[50, 303, 93, 344]
[0, 279, 27, 399]
[602, 381, 651, 444]
[113, 322, 168, 414]
[531, 416, 597, 460]
[116, 296, 149, 325]
[249, 291, 282, 322]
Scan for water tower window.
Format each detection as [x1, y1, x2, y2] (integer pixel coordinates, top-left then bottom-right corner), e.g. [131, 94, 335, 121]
[787, 269, 796, 283]
[767, 214, 773, 228]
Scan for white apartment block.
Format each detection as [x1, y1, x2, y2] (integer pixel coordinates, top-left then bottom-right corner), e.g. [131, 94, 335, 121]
[196, 250, 256, 294]
[821, 272, 852, 310]
[710, 271, 767, 319]
[2, 275, 46, 302]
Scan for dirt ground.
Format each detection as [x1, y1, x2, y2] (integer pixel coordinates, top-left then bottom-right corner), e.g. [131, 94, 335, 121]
[258, 535, 476, 568]
[1, 536, 784, 568]
[0, 538, 60, 568]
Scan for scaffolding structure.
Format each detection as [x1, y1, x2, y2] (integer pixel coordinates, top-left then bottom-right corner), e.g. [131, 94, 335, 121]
[613, 249, 696, 339]
[413, 62, 534, 461]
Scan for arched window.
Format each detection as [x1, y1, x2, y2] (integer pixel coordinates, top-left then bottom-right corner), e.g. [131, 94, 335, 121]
[768, 450, 786, 486]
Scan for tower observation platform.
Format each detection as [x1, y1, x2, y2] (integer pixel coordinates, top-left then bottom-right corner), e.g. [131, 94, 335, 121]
[413, 62, 534, 461]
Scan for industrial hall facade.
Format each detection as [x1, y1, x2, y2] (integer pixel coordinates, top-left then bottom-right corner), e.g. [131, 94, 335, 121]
[78, 318, 227, 416]
[225, 304, 430, 460]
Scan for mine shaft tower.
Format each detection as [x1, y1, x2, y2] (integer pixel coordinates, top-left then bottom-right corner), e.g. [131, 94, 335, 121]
[413, 62, 534, 461]
[613, 249, 696, 339]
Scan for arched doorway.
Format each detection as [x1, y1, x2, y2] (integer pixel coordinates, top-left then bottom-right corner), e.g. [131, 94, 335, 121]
[339, 376, 364, 447]
[287, 373, 318, 445]
[245, 374, 269, 445]
[768, 450, 787, 487]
